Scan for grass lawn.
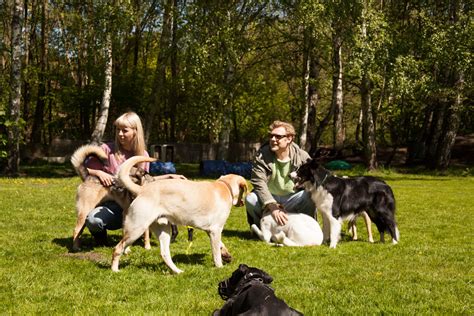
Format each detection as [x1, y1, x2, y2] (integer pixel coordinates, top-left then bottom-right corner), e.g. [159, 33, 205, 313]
[0, 163, 473, 315]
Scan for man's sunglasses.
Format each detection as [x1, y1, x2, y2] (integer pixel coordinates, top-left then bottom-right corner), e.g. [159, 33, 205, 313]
[269, 134, 288, 140]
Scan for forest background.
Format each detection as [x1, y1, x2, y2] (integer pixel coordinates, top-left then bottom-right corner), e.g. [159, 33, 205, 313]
[1, 0, 472, 175]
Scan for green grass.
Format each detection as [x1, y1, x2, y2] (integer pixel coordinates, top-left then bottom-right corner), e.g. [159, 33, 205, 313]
[1, 164, 473, 315]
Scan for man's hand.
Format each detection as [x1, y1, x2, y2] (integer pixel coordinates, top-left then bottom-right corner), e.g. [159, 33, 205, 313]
[265, 203, 288, 226]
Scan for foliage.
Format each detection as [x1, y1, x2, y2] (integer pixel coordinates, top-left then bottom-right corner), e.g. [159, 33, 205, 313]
[1, 0, 472, 170]
[0, 168, 473, 314]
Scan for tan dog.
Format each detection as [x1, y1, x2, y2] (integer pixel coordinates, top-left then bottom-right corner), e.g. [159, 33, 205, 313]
[111, 156, 248, 274]
[348, 211, 374, 243]
[70, 145, 154, 251]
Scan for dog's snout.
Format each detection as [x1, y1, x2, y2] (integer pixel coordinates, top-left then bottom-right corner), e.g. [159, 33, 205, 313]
[218, 279, 232, 300]
[290, 171, 304, 190]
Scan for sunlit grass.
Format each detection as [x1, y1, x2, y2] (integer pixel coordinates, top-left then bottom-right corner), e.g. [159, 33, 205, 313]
[0, 166, 472, 315]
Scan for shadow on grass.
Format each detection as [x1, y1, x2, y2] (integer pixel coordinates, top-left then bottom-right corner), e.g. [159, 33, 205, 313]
[54, 234, 208, 271]
[223, 229, 255, 241]
[172, 253, 206, 265]
[11, 161, 204, 179]
[17, 161, 76, 178]
[92, 253, 206, 271]
[52, 233, 151, 252]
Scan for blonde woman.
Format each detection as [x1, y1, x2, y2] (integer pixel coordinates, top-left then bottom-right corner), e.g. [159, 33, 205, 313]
[84, 112, 182, 245]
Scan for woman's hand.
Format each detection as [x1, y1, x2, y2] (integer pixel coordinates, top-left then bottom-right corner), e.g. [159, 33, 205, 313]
[88, 168, 115, 187]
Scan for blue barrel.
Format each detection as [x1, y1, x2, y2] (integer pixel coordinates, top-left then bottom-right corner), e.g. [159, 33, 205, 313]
[150, 161, 177, 175]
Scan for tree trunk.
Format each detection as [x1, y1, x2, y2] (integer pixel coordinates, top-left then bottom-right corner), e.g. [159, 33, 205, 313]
[169, 0, 178, 142]
[355, 108, 363, 146]
[306, 58, 319, 156]
[22, 0, 35, 135]
[31, 0, 48, 145]
[91, 33, 113, 145]
[430, 3, 464, 169]
[308, 54, 332, 155]
[217, 60, 234, 160]
[332, 33, 344, 151]
[433, 72, 464, 169]
[424, 100, 446, 164]
[299, 32, 311, 149]
[145, 0, 173, 144]
[361, 73, 377, 170]
[6, 0, 23, 176]
[360, 3, 377, 171]
[406, 103, 432, 165]
[217, 109, 231, 160]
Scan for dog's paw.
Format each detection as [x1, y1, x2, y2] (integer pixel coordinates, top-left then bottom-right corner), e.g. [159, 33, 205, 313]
[274, 231, 286, 244]
[250, 224, 259, 233]
[111, 262, 120, 272]
[124, 246, 132, 255]
[221, 252, 233, 264]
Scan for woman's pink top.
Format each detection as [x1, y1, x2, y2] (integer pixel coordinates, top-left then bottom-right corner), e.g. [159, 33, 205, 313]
[85, 143, 149, 175]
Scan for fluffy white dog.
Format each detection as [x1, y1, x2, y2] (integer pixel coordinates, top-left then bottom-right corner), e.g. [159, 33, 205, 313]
[251, 210, 323, 247]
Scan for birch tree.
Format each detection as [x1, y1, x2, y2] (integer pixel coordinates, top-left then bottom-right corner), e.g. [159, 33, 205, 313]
[6, 0, 23, 175]
[359, 2, 377, 170]
[91, 31, 113, 144]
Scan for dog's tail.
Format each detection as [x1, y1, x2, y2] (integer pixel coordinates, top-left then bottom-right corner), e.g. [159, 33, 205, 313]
[70, 145, 108, 181]
[118, 156, 157, 196]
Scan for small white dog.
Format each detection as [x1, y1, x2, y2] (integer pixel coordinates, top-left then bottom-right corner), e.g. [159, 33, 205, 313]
[251, 208, 323, 247]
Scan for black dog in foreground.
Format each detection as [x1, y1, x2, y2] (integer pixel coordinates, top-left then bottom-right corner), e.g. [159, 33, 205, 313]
[213, 264, 303, 316]
[292, 158, 399, 248]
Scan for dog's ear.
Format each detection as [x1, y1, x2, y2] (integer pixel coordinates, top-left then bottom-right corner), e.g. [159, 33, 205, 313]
[236, 180, 248, 207]
[309, 158, 319, 168]
[248, 266, 273, 284]
[261, 272, 273, 284]
[238, 264, 249, 272]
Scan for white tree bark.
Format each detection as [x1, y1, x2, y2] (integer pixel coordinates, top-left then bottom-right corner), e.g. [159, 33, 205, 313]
[7, 0, 23, 175]
[91, 33, 113, 144]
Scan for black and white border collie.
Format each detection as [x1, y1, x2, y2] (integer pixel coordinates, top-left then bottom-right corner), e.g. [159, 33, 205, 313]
[291, 159, 399, 248]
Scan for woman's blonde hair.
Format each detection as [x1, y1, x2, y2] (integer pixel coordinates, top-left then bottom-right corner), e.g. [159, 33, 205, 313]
[113, 112, 146, 158]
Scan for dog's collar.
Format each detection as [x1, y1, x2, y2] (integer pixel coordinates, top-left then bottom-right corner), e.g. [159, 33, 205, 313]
[217, 179, 233, 202]
[218, 271, 272, 300]
[232, 274, 273, 299]
[238, 278, 271, 294]
[316, 173, 329, 187]
[243, 272, 264, 282]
